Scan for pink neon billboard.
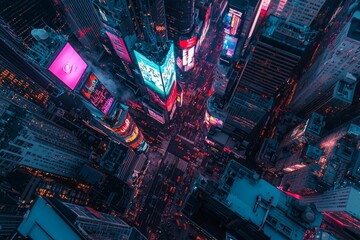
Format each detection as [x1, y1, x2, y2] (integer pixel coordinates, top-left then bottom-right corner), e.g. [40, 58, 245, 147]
[48, 43, 87, 90]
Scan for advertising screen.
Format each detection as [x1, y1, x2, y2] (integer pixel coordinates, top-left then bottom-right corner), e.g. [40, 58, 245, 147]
[179, 36, 197, 49]
[159, 43, 176, 97]
[134, 50, 164, 96]
[182, 46, 195, 72]
[106, 31, 132, 63]
[135, 44, 176, 99]
[222, 34, 238, 58]
[48, 43, 87, 90]
[224, 8, 242, 36]
[80, 73, 114, 114]
[147, 82, 176, 112]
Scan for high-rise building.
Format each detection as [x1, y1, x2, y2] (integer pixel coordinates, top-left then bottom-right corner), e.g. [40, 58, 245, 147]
[223, 89, 272, 142]
[237, 15, 308, 97]
[100, 103, 148, 153]
[182, 160, 323, 240]
[165, 0, 195, 40]
[0, 95, 91, 178]
[290, 11, 360, 115]
[0, 0, 66, 45]
[56, 0, 104, 56]
[0, 35, 63, 100]
[267, 0, 327, 26]
[17, 197, 147, 240]
[134, 41, 178, 124]
[302, 187, 360, 238]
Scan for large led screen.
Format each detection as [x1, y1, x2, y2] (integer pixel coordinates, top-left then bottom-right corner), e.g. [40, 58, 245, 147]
[106, 31, 132, 63]
[183, 46, 195, 72]
[159, 43, 176, 96]
[134, 51, 163, 96]
[224, 8, 242, 36]
[80, 73, 114, 114]
[222, 34, 238, 58]
[48, 43, 87, 90]
[135, 43, 176, 98]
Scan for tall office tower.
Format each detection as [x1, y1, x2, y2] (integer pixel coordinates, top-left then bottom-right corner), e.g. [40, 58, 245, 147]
[222, 89, 272, 142]
[134, 41, 177, 124]
[182, 160, 323, 240]
[94, 0, 140, 90]
[0, 95, 91, 178]
[165, 0, 195, 40]
[56, 0, 104, 56]
[267, 0, 327, 26]
[0, 47, 49, 108]
[18, 197, 147, 240]
[290, 11, 360, 116]
[237, 15, 310, 97]
[0, 181, 23, 240]
[302, 187, 360, 239]
[100, 103, 148, 153]
[0, 35, 63, 100]
[213, 62, 231, 98]
[149, 0, 168, 41]
[0, 0, 65, 46]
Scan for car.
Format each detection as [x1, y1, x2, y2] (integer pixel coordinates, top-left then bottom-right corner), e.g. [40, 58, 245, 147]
[170, 186, 176, 194]
[178, 200, 183, 207]
[163, 194, 169, 202]
[174, 212, 183, 217]
[183, 156, 190, 161]
[184, 187, 189, 195]
[176, 176, 181, 183]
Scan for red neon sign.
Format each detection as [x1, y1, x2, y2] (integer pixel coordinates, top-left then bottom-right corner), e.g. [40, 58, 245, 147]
[179, 36, 197, 49]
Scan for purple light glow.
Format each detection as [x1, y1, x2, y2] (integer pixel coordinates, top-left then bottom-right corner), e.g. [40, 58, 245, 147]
[48, 43, 87, 90]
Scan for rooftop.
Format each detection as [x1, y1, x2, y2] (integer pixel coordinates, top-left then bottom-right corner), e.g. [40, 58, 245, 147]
[305, 113, 324, 137]
[333, 80, 356, 103]
[263, 15, 310, 50]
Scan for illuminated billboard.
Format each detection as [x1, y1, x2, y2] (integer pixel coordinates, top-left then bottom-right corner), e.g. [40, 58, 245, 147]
[224, 8, 242, 36]
[182, 46, 195, 72]
[222, 34, 238, 58]
[179, 36, 197, 49]
[48, 43, 87, 90]
[80, 73, 114, 114]
[135, 43, 176, 98]
[105, 31, 132, 63]
[159, 43, 176, 97]
[147, 82, 177, 112]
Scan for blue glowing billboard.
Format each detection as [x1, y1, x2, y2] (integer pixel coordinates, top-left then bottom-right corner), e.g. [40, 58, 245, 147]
[160, 44, 176, 96]
[134, 43, 176, 98]
[222, 34, 238, 58]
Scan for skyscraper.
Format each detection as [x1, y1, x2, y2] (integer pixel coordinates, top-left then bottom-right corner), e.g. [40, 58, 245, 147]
[18, 197, 146, 240]
[0, 0, 65, 45]
[302, 187, 360, 238]
[223, 89, 272, 141]
[0, 94, 91, 178]
[268, 0, 327, 26]
[290, 11, 360, 115]
[237, 15, 308, 97]
[165, 0, 195, 40]
[56, 0, 104, 56]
